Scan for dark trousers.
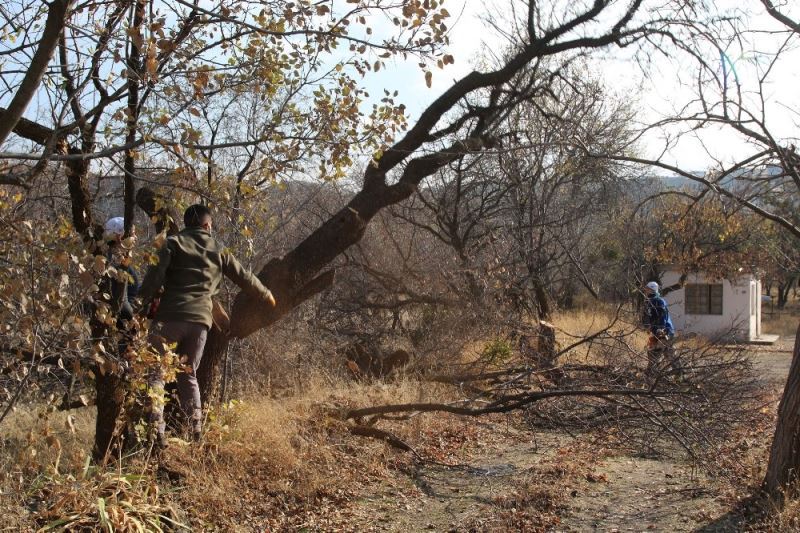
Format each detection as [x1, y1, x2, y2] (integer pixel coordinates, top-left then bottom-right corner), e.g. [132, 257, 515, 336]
[148, 321, 208, 435]
[646, 334, 678, 378]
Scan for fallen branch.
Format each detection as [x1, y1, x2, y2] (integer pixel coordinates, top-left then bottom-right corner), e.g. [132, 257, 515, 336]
[348, 424, 418, 456]
[345, 388, 690, 420]
[428, 363, 635, 386]
[426, 312, 627, 385]
[347, 424, 478, 469]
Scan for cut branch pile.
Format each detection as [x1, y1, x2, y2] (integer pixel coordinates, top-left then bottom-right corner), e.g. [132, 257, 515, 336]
[344, 319, 762, 465]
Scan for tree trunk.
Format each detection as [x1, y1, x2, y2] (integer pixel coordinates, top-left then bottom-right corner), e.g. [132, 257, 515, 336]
[778, 276, 798, 309]
[531, 279, 557, 364]
[122, 0, 144, 235]
[0, 0, 71, 146]
[135, 187, 179, 234]
[532, 278, 552, 321]
[196, 259, 336, 403]
[195, 147, 461, 400]
[537, 320, 557, 367]
[64, 133, 128, 459]
[764, 321, 800, 498]
[197, 326, 230, 403]
[778, 283, 790, 309]
[64, 146, 95, 235]
[661, 272, 687, 297]
[93, 372, 125, 461]
[64, 148, 128, 459]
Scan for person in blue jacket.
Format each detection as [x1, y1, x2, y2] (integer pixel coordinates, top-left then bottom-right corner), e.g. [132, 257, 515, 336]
[642, 281, 674, 338]
[642, 281, 676, 377]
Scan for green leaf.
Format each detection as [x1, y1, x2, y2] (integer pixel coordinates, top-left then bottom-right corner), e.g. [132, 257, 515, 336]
[39, 515, 80, 531]
[98, 497, 112, 533]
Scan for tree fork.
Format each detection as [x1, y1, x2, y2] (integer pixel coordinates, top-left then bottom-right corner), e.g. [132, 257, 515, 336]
[171, 0, 650, 403]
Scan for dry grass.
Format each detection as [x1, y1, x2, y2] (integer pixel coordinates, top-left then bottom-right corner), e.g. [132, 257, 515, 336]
[0, 304, 792, 530]
[763, 311, 800, 338]
[762, 291, 800, 338]
[1, 406, 187, 531]
[769, 494, 800, 532]
[0, 406, 114, 531]
[553, 305, 649, 364]
[12, 375, 456, 531]
[0, 371, 455, 531]
[165, 372, 470, 530]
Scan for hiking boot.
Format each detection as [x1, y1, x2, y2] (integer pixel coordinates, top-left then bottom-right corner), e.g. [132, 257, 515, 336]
[191, 408, 203, 442]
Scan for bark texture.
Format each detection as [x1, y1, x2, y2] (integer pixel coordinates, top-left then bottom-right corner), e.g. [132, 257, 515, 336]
[93, 372, 125, 461]
[765, 322, 800, 497]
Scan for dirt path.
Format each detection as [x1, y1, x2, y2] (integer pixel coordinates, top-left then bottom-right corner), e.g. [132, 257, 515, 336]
[343, 427, 733, 532]
[340, 340, 796, 532]
[560, 457, 730, 532]
[749, 341, 794, 384]
[559, 339, 794, 532]
[339, 427, 585, 532]
[560, 339, 794, 531]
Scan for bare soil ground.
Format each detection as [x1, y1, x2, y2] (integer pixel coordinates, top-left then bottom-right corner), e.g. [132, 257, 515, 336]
[341, 427, 569, 532]
[337, 428, 734, 532]
[561, 457, 731, 532]
[337, 335, 795, 532]
[330, 420, 608, 532]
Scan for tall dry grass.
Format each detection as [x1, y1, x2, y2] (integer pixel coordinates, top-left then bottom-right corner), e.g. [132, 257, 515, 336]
[762, 291, 800, 338]
[553, 305, 649, 364]
[763, 311, 800, 338]
[0, 369, 454, 530]
[0, 406, 97, 530]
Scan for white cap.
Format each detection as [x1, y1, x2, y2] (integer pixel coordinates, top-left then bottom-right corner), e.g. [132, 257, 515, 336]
[645, 281, 659, 293]
[104, 217, 125, 239]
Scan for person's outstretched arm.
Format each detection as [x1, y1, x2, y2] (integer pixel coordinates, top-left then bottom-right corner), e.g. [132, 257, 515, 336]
[221, 251, 276, 307]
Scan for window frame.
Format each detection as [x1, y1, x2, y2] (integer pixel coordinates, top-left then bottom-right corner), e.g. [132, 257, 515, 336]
[685, 283, 724, 315]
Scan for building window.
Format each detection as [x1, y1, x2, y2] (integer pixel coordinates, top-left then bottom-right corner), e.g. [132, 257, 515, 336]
[685, 284, 723, 315]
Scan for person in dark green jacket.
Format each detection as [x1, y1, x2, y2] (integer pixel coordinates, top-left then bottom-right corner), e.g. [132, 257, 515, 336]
[138, 204, 275, 443]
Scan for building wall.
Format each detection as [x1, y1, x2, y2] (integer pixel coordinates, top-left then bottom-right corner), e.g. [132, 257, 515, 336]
[660, 271, 757, 340]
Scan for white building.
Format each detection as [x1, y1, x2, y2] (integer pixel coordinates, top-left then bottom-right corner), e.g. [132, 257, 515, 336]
[660, 269, 769, 342]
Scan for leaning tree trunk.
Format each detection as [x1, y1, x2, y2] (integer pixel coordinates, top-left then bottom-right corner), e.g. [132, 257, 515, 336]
[764, 321, 800, 498]
[196, 225, 342, 402]
[188, 0, 620, 400]
[194, 144, 467, 401]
